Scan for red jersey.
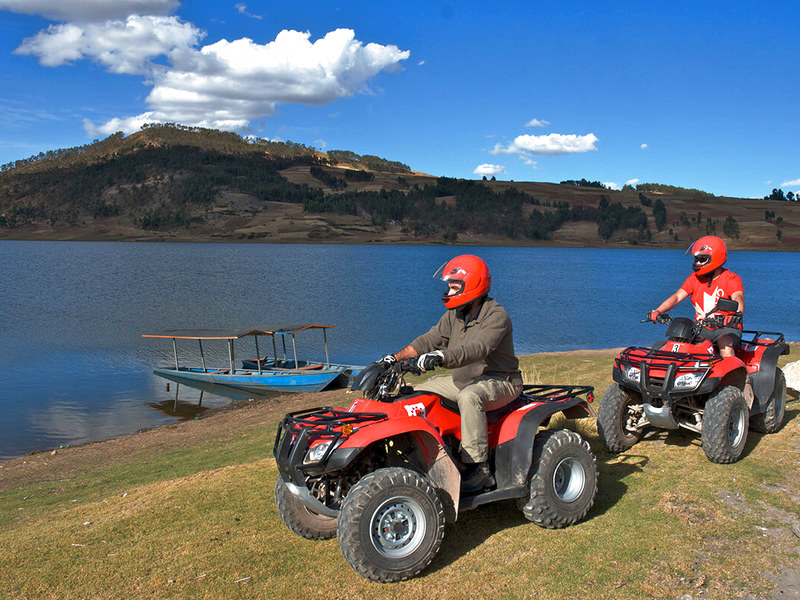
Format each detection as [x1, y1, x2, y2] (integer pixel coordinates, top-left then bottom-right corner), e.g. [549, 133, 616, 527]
[680, 268, 743, 325]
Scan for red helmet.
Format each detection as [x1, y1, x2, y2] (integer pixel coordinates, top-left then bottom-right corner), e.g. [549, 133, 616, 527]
[686, 235, 727, 276]
[434, 255, 491, 309]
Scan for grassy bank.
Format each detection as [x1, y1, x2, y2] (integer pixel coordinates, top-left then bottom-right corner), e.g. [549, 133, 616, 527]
[1, 348, 798, 599]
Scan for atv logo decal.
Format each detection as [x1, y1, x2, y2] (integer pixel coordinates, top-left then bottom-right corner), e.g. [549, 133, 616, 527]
[404, 402, 426, 418]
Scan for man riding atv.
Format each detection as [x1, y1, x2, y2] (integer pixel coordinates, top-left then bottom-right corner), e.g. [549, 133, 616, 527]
[378, 254, 523, 493]
[648, 235, 744, 358]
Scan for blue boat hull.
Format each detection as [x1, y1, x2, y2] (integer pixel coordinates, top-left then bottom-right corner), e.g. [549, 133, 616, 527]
[153, 366, 345, 394]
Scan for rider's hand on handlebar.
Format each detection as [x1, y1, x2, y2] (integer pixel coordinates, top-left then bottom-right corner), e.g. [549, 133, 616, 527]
[723, 313, 743, 327]
[399, 357, 421, 374]
[417, 350, 444, 372]
[378, 354, 397, 366]
[646, 310, 660, 322]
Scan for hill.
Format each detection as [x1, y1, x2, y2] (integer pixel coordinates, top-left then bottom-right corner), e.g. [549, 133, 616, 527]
[1, 124, 798, 249]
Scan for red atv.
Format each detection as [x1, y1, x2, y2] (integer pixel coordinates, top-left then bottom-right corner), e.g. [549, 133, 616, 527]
[598, 298, 789, 463]
[273, 360, 598, 582]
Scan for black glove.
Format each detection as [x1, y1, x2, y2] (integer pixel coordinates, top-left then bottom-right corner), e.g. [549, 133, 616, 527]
[417, 351, 444, 372]
[723, 313, 743, 327]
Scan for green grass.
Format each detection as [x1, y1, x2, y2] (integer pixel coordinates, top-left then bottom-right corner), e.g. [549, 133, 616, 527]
[1, 347, 798, 599]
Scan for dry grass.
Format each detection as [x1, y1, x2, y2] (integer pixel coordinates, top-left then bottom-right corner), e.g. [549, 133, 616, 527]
[1, 347, 798, 599]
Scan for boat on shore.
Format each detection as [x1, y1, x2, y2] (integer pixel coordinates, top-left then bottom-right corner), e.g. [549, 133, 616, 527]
[143, 324, 363, 394]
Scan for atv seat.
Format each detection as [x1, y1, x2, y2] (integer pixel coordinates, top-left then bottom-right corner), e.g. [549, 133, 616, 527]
[438, 393, 529, 425]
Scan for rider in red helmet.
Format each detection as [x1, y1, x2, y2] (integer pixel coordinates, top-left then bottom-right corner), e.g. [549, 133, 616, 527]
[380, 255, 522, 493]
[648, 236, 745, 357]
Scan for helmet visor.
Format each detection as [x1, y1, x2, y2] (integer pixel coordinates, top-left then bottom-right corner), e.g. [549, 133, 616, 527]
[434, 261, 466, 301]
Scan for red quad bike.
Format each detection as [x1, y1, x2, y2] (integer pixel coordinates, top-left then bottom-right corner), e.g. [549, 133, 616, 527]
[273, 360, 598, 582]
[598, 297, 790, 464]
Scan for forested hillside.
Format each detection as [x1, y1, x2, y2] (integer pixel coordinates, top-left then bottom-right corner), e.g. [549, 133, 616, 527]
[1, 124, 798, 249]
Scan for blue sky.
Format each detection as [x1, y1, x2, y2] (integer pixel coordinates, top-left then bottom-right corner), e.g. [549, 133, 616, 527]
[1, 1, 798, 198]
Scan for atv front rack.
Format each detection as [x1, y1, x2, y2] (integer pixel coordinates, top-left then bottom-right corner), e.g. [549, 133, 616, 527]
[273, 407, 387, 478]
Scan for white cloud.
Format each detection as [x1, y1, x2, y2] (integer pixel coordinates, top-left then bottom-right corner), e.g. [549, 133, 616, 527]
[625, 178, 639, 186]
[640, 143, 648, 150]
[780, 178, 800, 187]
[0, 0, 178, 21]
[235, 3, 262, 20]
[473, 163, 505, 177]
[525, 118, 549, 128]
[491, 133, 598, 157]
[6, 2, 410, 137]
[603, 182, 620, 191]
[15, 16, 204, 74]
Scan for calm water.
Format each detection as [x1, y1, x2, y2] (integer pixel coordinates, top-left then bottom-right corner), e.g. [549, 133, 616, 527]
[1, 241, 798, 459]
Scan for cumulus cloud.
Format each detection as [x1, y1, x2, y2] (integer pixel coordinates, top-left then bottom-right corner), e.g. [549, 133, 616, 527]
[525, 118, 549, 128]
[640, 143, 648, 150]
[6, 0, 411, 137]
[491, 133, 598, 157]
[473, 163, 505, 177]
[603, 182, 620, 191]
[0, 0, 178, 21]
[625, 178, 639, 186]
[780, 178, 800, 187]
[85, 29, 410, 135]
[15, 16, 204, 74]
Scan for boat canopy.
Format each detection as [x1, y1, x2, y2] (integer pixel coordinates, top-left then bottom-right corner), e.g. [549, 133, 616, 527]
[142, 323, 335, 340]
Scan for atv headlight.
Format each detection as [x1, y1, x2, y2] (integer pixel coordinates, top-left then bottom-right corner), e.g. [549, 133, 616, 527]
[674, 372, 702, 390]
[625, 366, 641, 383]
[304, 441, 333, 464]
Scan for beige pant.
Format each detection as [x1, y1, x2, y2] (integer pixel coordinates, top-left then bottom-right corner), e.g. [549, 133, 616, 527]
[415, 375, 523, 463]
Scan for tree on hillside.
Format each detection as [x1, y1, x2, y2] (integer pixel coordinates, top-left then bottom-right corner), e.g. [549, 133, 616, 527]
[653, 199, 667, 231]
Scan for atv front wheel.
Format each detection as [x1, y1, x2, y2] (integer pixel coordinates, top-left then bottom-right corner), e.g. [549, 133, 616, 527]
[274, 478, 338, 540]
[702, 385, 749, 463]
[750, 369, 786, 434]
[597, 383, 646, 452]
[337, 467, 445, 582]
[519, 429, 598, 528]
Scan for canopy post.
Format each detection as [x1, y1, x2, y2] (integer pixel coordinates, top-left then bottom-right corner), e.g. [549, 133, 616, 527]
[228, 339, 235, 374]
[292, 334, 299, 369]
[255, 335, 262, 374]
[272, 335, 278, 364]
[323, 328, 331, 366]
[199, 339, 207, 372]
[281, 336, 287, 361]
[172, 339, 179, 370]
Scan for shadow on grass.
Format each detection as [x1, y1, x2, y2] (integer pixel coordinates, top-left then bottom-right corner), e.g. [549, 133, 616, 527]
[424, 450, 649, 576]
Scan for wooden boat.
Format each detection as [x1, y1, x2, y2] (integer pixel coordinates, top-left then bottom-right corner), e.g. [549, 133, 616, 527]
[142, 324, 363, 394]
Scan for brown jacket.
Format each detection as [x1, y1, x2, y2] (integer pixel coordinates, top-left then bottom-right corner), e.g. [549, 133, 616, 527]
[410, 297, 520, 389]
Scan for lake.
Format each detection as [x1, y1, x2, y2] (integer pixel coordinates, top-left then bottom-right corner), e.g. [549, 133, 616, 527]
[1, 241, 798, 460]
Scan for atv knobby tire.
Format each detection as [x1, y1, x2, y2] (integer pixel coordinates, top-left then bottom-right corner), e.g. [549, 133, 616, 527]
[274, 478, 338, 540]
[702, 385, 749, 463]
[597, 383, 646, 453]
[750, 369, 786, 434]
[337, 467, 445, 583]
[519, 429, 598, 528]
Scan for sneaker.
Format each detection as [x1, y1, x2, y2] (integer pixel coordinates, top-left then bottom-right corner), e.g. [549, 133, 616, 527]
[461, 462, 495, 494]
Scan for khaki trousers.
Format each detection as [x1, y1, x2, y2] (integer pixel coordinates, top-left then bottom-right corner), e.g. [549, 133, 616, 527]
[415, 375, 523, 463]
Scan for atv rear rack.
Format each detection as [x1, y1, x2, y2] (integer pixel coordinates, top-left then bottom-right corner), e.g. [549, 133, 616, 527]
[521, 384, 594, 403]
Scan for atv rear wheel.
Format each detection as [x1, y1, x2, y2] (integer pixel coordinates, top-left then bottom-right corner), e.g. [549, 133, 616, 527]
[274, 478, 338, 540]
[702, 385, 749, 463]
[337, 467, 445, 582]
[597, 383, 646, 452]
[750, 369, 786, 434]
[519, 429, 597, 528]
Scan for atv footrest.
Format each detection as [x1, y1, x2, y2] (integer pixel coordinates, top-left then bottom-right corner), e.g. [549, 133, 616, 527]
[459, 485, 527, 511]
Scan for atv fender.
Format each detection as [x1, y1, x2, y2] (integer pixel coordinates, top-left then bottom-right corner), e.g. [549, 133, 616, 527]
[337, 418, 461, 523]
[748, 340, 790, 412]
[494, 397, 592, 490]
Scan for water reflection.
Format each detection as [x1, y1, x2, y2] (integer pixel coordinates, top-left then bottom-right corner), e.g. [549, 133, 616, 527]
[148, 378, 279, 421]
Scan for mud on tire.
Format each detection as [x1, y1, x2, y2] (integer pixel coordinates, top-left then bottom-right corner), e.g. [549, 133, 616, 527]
[519, 429, 598, 528]
[274, 478, 338, 540]
[750, 369, 786, 434]
[337, 467, 445, 583]
[702, 385, 749, 464]
[597, 383, 646, 453]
